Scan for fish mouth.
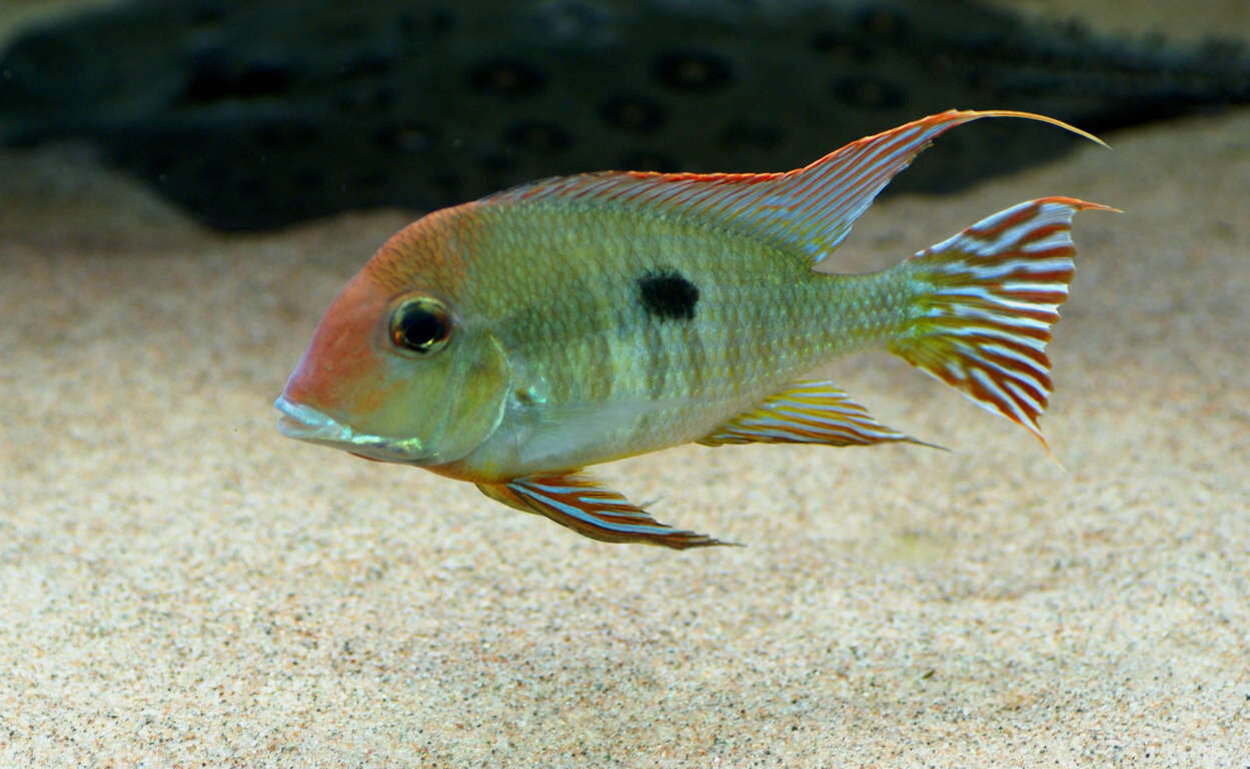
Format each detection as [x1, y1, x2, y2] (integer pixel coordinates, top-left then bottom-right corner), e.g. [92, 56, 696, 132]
[274, 396, 429, 463]
[275, 397, 350, 442]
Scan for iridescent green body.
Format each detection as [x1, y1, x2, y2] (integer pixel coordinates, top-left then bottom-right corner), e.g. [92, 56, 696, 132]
[385, 198, 912, 480]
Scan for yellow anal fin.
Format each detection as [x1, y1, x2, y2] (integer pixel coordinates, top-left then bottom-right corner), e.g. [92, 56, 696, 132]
[697, 380, 940, 449]
[478, 474, 733, 550]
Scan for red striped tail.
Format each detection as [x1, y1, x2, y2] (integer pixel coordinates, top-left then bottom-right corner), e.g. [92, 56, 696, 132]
[890, 197, 1115, 448]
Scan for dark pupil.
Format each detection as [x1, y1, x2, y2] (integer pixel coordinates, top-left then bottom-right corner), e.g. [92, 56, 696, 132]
[396, 305, 446, 350]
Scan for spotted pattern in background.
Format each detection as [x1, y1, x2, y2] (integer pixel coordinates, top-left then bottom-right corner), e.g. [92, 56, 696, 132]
[0, 0, 1246, 231]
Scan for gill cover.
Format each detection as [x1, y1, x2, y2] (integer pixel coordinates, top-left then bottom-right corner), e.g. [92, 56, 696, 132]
[379, 295, 512, 465]
[279, 266, 511, 467]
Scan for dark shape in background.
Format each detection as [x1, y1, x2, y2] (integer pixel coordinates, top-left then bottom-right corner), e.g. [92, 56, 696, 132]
[1, 0, 1247, 231]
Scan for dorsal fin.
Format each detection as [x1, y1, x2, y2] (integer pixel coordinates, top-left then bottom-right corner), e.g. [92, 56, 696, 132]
[486, 109, 1104, 265]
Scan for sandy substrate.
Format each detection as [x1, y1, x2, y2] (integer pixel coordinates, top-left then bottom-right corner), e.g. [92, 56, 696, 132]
[2, 107, 1249, 766]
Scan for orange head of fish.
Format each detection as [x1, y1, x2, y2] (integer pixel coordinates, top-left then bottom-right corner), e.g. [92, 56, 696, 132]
[275, 206, 511, 468]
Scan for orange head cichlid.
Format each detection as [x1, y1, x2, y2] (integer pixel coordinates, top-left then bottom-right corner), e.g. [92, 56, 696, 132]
[275, 109, 1113, 549]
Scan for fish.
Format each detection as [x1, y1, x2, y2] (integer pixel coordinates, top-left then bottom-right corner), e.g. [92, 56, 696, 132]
[0, 0, 1241, 231]
[275, 109, 1113, 549]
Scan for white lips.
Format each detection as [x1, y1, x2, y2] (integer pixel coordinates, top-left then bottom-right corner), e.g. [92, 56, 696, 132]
[273, 396, 427, 462]
[274, 396, 352, 442]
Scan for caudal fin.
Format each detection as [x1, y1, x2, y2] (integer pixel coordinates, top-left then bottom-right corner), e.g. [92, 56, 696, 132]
[890, 197, 1116, 449]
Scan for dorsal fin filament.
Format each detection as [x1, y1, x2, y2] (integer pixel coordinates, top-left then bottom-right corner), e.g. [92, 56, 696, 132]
[487, 109, 1105, 265]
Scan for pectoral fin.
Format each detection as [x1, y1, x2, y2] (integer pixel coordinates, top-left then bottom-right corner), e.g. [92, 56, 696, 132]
[698, 380, 939, 449]
[478, 474, 731, 549]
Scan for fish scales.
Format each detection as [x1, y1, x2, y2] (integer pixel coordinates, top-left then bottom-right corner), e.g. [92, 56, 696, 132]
[465, 200, 891, 455]
[276, 109, 1113, 549]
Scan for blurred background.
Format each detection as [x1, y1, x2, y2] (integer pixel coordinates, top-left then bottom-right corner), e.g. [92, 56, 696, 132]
[2, 0, 1248, 231]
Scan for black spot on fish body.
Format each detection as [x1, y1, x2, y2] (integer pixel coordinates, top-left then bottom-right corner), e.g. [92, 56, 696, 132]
[638, 269, 699, 322]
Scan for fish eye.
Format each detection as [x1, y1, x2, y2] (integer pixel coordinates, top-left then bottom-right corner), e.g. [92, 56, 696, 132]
[389, 296, 453, 354]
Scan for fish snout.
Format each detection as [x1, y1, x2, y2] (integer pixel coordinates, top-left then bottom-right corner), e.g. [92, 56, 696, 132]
[274, 396, 349, 442]
[273, 395, 429, 463]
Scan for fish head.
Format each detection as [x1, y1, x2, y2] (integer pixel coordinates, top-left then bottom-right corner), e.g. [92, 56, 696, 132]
[275, 212, 511, 467]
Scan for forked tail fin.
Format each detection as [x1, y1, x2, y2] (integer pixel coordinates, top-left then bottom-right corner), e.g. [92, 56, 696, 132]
[890, 197, 1116, 449]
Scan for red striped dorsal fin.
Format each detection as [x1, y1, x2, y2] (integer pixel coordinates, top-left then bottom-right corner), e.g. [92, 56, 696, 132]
[697, 380, 940, 449]
[486, 110, 1105, 265]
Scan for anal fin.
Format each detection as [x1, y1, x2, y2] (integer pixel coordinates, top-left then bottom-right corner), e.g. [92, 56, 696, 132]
[697, 380, 938, 449]
[479, 474, 731, 549]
